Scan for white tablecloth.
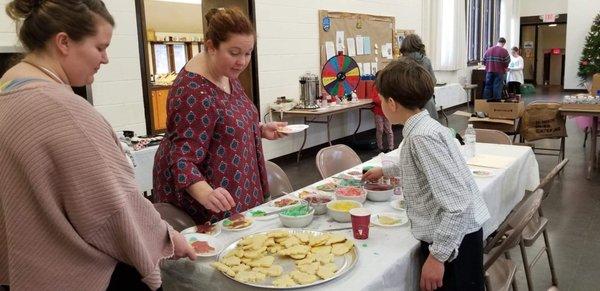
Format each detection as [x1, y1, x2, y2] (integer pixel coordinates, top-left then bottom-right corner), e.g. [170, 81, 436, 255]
[131, 145, 159, 193]
[160, 143, 539, 291]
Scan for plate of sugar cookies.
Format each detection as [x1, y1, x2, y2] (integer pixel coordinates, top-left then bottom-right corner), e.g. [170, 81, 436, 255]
[210, 229, 358, 289]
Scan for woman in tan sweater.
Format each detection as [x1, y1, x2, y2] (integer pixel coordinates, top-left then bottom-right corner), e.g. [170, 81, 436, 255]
[0, 1, 195, 290]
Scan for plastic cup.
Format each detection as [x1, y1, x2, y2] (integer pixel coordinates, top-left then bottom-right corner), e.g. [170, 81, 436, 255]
[349, 208, 371, 240]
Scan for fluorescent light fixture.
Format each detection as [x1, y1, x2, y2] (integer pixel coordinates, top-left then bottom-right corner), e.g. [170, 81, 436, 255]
[153, 0, 202, 4]
[548, 24, 557, 27]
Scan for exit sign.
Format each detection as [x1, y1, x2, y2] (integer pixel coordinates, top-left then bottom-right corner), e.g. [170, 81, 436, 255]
[543, 13, 557, 22]
[551, 48, 561, 55]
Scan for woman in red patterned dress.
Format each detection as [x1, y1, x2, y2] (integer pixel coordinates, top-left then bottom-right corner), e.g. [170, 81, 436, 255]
[153, 8, 286, 224]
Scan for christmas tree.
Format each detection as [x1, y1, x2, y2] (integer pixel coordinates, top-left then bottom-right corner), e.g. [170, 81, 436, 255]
[578, 13, 600, 83]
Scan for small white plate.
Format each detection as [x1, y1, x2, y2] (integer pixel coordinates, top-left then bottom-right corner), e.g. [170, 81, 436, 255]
[268, 197, 303, 208]
[180, 223, 222, 236]
[390, 197, 406, 211]
[371, 212, 408, 227]
[471, 169, 494, 178]
[184, 233, 223, 257]
[277, 124, 309, 134]
[245, 208, 279, 221]
[221, 217, 254, 231]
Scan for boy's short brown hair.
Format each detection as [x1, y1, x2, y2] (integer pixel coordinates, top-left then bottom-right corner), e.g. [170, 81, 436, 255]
[375, 58, 434, 110]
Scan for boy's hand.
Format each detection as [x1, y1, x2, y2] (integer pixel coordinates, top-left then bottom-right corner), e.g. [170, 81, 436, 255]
[362, 167, 383, 182]
[420, 254, 444, 291]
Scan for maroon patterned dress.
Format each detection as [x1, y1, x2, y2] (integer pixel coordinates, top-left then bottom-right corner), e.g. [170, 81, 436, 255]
[153, 69, 268, 224]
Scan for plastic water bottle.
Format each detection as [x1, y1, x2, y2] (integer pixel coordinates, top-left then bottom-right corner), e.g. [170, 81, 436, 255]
[464, 124, 477, 159]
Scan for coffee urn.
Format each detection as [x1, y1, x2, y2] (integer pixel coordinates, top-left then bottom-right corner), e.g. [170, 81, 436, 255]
[296, 72, 320, 109]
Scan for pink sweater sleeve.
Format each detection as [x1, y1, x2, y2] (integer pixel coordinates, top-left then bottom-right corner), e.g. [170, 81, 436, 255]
[48, 88, 174, 290]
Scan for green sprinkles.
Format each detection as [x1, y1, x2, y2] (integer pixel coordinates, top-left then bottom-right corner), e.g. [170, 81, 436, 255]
[250, 210, 267, 217]
[281, 204, 310, 217]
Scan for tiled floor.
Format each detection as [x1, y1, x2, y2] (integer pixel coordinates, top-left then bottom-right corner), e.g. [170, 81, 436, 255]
[271, 86, 600, 290]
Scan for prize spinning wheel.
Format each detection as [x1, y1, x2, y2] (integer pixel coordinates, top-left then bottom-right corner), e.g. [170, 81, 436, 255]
[321, 54, 361, 97]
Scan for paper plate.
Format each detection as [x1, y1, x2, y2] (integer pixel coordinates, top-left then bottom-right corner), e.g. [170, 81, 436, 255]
[370, 212, 408, 227]
[277, 124, 309, 134]
[268, 197, 303, 208]
[180, 223, 222, 236]
[184, 233, 223, 257]
[471, 169, 494, 178]
[221, 217, 254, 231]
[245, 208, 279, 221]
[390, 197, 406, 211]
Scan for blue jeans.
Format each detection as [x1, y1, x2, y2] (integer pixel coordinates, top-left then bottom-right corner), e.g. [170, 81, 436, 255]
[483, 72, 504, 100]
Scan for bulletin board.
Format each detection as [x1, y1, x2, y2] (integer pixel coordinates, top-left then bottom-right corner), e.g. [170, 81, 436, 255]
[318, 10, 396, 77]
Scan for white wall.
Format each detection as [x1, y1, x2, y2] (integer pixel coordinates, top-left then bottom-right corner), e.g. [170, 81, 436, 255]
[564, 0, 600, 89]
[0, 0, 17, 47]
[520, 0, 567, 17]
[93, 0, 147, 135]
[254, 0, 422, 159]
[144, 0, 203, 33]
[0, 0, 148, 135]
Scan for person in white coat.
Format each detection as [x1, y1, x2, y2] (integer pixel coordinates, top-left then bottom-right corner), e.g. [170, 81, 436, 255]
[506, 47, 524, 95]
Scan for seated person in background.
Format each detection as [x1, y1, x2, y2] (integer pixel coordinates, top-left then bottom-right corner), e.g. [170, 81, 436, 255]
[369, 73, 394, 153]
[363, 58, 490, 291]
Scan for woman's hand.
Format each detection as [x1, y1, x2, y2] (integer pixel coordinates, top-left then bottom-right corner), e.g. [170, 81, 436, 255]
[261, 122, 288, 140]
[362, 167, 384, 182]
[169, 229, 197, 260]
[197, 187, 236, 213]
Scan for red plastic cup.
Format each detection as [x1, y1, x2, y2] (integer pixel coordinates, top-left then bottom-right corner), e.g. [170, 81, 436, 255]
[349, 208, 371, 240]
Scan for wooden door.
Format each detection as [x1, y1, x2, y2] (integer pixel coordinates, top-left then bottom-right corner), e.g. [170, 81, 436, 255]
[151, 88, 169, 132]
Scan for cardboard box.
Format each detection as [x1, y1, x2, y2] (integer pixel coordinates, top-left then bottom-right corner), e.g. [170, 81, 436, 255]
[590, 73, 600, 96]
[560, 103, 600, 111]
[475, 99, 525, 119]
[468, 117, 518, 133]
[356, 80, 367, 99]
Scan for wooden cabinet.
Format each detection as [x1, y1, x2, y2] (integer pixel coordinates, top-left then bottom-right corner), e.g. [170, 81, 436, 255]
[151, 87, 170, 132]
[471, 69, 486, 99]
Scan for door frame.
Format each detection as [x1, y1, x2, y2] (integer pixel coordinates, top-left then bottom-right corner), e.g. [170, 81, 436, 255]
[134, 0, 260, 135]
[519, 14, 567, 86]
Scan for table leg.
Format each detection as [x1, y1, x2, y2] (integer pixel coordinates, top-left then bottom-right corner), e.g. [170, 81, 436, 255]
[587, 116, 598, 179]
[466, 90, 471, 113]
[297, 117, 308, 163]
[327, 115, 333, 146]
[353, 108, 364, 140]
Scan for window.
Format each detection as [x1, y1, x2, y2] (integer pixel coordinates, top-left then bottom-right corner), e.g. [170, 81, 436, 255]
[150, 41, 202, 76]
[153, 44, 169, 74]
[173, 44, 188, 73]
[467, 0, 502, 65]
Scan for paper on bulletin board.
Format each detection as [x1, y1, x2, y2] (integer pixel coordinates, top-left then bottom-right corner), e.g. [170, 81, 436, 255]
[380, 44, 388, 58]
[336, 31, 345, 53]
[363, 36, 372, 55]
[384, 43, 393, 59]
[355, 36, 364, 55]
[371, 62, 378, 74]
[362, 63, 371, 75]
[325, 41, 335, 60]
[347, 38, 357, 56]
